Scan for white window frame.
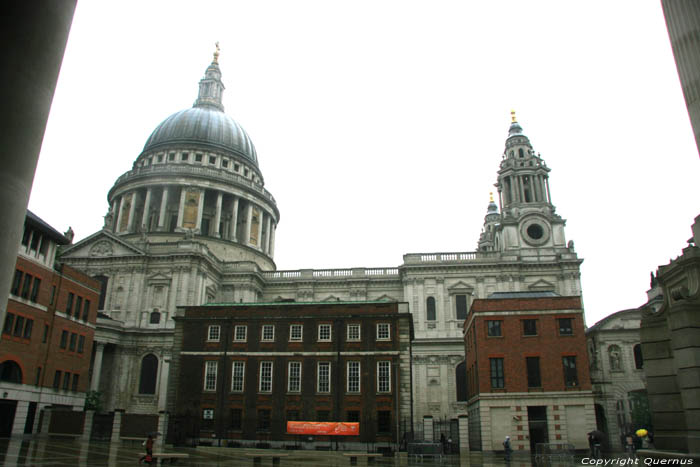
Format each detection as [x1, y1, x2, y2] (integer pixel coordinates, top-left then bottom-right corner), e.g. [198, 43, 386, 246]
[231, 361, 245, 392]
[347, 361, 361, 393]
[318, 324, 332, 342]
[259, 361, 273, 393]
[288, 361, 302, 393]
[347, 324, 361, 342]
[377, 361, 391, 393]
[261, 325, 275, 342]
[207, 325, 221, 342]
[289, 324, 303, 342]
[203, 361, 218, 391]
[317, 361, 331, 393]
[376, 323, 391, 341]
[233, 325, 247, 342]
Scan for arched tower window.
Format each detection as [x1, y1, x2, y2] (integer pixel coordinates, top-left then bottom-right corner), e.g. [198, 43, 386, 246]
[426, 297, 436, 321]
[633, 344, 643, 369]
[608, 345, 622, 371]
[139, 354, 158, 394]
[0, 360, 22, 384]
[456, 361, 467, 401]
[518, 148, 524, 158]
[150, 311, 161, 324]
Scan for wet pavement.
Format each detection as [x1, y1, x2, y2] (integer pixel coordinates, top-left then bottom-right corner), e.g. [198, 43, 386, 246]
[0, 438, 610, 466]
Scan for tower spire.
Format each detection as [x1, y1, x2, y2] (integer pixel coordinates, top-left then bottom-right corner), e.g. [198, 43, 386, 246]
[194, 43, 225, 112]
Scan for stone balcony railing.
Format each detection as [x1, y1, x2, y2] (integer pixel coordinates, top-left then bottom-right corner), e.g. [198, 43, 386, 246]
[262, 267, 400, 281]
[109, 164, 276, 204]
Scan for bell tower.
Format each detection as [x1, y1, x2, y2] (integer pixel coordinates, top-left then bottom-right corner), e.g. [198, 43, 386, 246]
[494, 112, 568, 251]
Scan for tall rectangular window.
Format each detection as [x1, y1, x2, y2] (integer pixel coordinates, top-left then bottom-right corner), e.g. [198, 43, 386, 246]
[347, 361, 361, 393]
[233, 325, 247, 342]
[78, 335, 85, 353]
[207, 325, 221, 342]
[21, 274, 33, 299]
[75, 296, 83, 318]
[376, 323, 390, 340]
[72, 374, 79, 391]
[317, 362, 330, 393]
[523, 319, 538, 336]
[82, 300, 90, 321]
[66, 292, 74, 314]
[559, 318, 573, 335]
[2, 313, 14, 334]
[288, 361, 301, 393]
[289, 324, 303, 342]
[69, 332, 77, 351]
[230, 408, 242, 430]
[318, 324, 331, 342]
[317, 410, 330, 422]
[377, 411, 391, 433]
[231, 361, 245, 392]
[60, 330, 68, 349]
[53, 370, 61, 389]
[13, 315, 25, 337]
[563, 356, 578, 387]
[257, 409, 271, 431]
[62, 372, 71, 390]
[11, 270, 23, 296]
[204, 361, 218, 391]
[49, 285, 56, 305]
[259, 361, 273, 392]
[377, 361, 391, 393]
[261, 325, 275, 342]
[23, 319, 33, 339]
[30, 278, 41, 302]
[487, 320, 502, 337]
[35, 367, 42, 386]
[42, 324, 49, 343]
[456, 294, 468, 320]
[347, 324, 361, 341]
[526, 357, 541, 387]
[490, 357, 504, 388]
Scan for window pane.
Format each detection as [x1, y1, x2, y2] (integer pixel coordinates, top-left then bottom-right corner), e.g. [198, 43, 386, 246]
[234, 325, 247, 341]
[260, 361, 273, 392]
[318, 324, 331, 341]
[262, 325, 274, 341]
[204, 361, 218, 391]
[318, 362, 330, 393]
[139, 354, 158, 394]
[231, 361, 245, 392]
[11, 270, 23, 295]
[288, 361, 301, 392]
[523, 319, 537, 336]
[559, 318, 573, 335]
[426, 297, 436, 321]
[230, 408, 242, 430]
[377, 361, 391, 393]
[2, 313, 14, 335]
[348, 361, 360, 393]
[347, 324, 360, 341]
[23, 319, 33, 339]
[30, 278, 41, 302]
[526, 357, 541, 387]
[490, 358, 504, 388]
[456, 294, 468, 320]
[208, 325, 221, 341]
[377, 411, 391, 433]
[563, 356, 578, 387]
[487, 321, 502, 337]
[290, 324, 303, 341]
[377, 323, 390, 340]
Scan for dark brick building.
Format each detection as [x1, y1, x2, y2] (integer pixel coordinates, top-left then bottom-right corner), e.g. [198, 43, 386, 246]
[168, 300, 413, 450]
[0, 211, 100, 437]
[463, 292, 595, 452]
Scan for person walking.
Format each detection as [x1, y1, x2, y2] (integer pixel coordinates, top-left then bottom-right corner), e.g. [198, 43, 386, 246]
[139, 434, 154, 464]
[503, 435, 513, 461]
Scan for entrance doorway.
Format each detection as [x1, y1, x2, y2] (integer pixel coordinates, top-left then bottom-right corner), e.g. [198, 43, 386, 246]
[527, 406, 548, 452]
[0, 400, 18, 437]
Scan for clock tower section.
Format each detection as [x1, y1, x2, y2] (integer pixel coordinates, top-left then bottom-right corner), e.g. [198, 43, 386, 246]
[493, 113, 568, 253]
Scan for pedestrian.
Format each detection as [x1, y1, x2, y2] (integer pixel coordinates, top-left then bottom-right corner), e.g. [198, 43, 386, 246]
[139, 434, 154, 464]
[503, 435, 513, 461]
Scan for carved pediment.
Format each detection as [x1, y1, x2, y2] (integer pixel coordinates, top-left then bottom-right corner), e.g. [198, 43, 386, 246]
[61, 230, 145, 259]
[374, 294, 398, 302]
[527, 279, 556, 291]
[321, 294, 341, 302]
[448, 281, 475, 294]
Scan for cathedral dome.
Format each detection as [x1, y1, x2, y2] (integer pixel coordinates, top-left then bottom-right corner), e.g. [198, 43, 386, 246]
[142, 107, 258, 166]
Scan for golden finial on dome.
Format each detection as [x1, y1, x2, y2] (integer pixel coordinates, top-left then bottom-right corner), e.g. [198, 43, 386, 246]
[489, 192, 494, 202]
[511, 110, 517, 123]
[213, 41, 220, 63]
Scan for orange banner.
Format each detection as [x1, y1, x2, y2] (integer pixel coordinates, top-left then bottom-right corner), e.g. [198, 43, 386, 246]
[286, 421, 359, 436]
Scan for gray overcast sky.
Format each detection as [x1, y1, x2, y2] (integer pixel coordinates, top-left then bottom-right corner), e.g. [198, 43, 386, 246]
[29, 1, 699, 327]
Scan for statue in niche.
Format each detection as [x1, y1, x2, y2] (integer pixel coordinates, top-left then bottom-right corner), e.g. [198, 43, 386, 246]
[609, 346, 622, 371]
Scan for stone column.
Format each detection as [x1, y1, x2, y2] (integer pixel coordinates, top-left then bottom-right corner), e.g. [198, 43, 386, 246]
[156, 411, 169, 450]
[458, 415, 469, 452]
[110, 199, 119, 230]
[518, 176, 526, 204]
[40, 407, 52, 436]
[176, 188, 186, 229]
[423, 416, 434, 442]
[545, 177, 552, 204]
[158, 357, 170, 412]
[82, 409, 95, 441]
[230, 196, 239, 241]
[269, 222, 276, 257]
[140, 187, 152, 231]
[111, 409, 124, 443]
[11, 400, 29, 436]
[157, 187, 169, 231]
[245, 202, 253, 246]
[115, 196, 125, 233]
[126, 191, 140, 233]
[509, 177, 516, 205]
[91, 342, 105, 391]
[195, 189, 205, 233]
[213, 191, 222, 238]
[264, 213, 272, 254]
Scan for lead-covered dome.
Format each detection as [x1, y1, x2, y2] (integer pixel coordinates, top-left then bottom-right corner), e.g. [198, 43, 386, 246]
[142, 107, 258, 165]
[140, 49, 258, 166]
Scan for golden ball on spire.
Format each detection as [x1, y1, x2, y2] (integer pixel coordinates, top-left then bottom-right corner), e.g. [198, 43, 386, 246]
[489, 192, 494, 202]
[510, 110, 517, 123]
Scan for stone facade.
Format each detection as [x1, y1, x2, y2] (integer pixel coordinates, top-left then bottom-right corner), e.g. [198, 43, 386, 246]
[586, 308, 647, 450]
[58, 55, 584, 442]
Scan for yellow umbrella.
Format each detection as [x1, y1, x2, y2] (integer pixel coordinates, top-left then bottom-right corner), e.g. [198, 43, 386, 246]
[636, 429, 648, 437]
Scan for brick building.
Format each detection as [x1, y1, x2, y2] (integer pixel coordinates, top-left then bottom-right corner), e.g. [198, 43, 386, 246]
[0, 211, 100, 437]
[463, 292, 595, 453]
[168, 300, 413, 450]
